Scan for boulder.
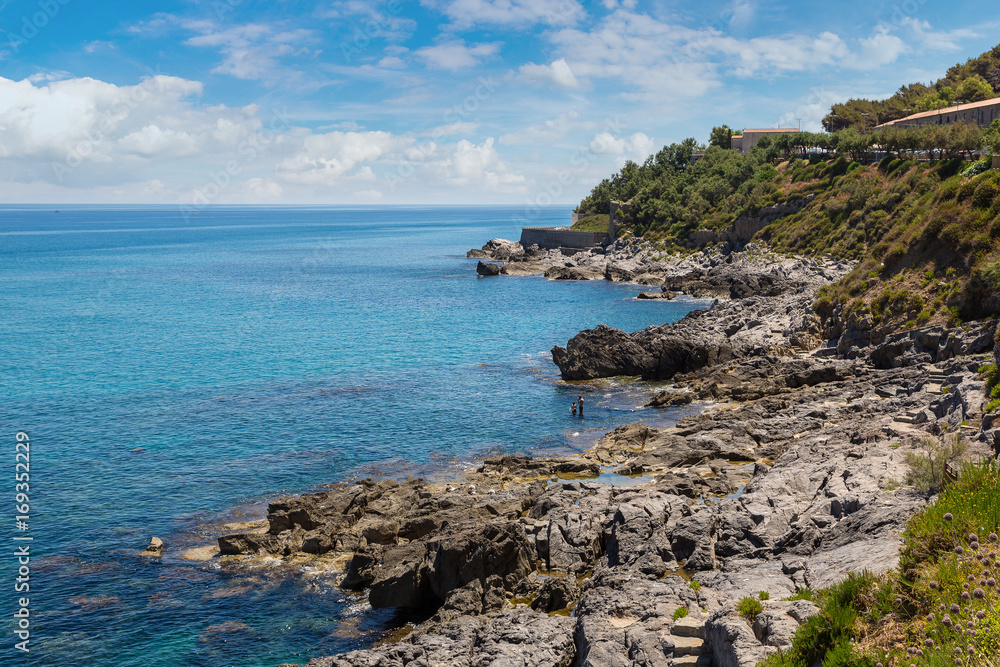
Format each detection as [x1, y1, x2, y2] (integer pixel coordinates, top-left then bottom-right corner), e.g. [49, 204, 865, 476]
[366, 521, 534, 610]
[477, 261, 502, 277]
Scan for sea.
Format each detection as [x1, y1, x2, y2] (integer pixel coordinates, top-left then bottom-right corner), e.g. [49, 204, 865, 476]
[0, 205, 706, 667]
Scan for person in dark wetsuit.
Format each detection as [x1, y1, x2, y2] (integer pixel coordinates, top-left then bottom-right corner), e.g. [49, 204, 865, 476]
[571, 401, 577, 415]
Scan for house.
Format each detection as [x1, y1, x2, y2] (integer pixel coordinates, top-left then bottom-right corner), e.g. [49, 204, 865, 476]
[731, 128, 799, 154]
[876, 98, 1000, 130]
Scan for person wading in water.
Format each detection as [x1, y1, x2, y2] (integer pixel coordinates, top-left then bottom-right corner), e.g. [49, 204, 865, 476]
[577, 395, 584, 416]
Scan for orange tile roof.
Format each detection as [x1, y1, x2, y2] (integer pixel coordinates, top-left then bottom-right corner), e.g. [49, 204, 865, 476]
[881, 97, 1000, 125]
[742, 128, 799, 133]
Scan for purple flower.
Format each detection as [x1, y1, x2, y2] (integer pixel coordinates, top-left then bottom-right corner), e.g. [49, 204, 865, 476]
[972, 541, 980, 551]
[943, 614, 955, 627]
[927, 613, 936, 621]
[989, 577, 997, 587]
[930, 580, 940, 590]
[957, 546, 966, 555]
[977, 610, 986, 619]
[945, 513, 954, 522]
[951, 603, 961, 613]
[970, 533, 980, 543]
[925, 638, 935, 647]
[974, 588, 985, 599]
[990, 532, 998, 542]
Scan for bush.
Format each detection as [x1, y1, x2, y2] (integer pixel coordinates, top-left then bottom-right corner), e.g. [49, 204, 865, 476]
[672, 606, 689, 621]
[689, 579, 701, 593]
[783, 588, 814, 602]
[736, 596, 763, 623]
[759, 590, 770, 600]
[904, 435, 969, 494]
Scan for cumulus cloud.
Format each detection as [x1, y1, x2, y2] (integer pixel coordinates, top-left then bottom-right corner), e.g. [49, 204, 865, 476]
[518, 59, 582, 89]
[275, 130, 410, 186]
[588, 131, 654, 160]
[416, 41, 502, 70]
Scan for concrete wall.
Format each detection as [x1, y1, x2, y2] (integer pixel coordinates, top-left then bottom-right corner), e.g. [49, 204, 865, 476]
[609, 200, 633, 238]
[519, 227, 605, 250]
[737, 130, 798, 154]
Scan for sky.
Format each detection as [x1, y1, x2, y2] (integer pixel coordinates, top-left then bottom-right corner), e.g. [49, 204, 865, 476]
[0, 0, 997, 207]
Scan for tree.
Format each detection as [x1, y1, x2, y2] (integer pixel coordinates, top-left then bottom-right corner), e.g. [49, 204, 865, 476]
[984, 119, 1000, 154]
[957, 75, 995, 103]
[709, 125, 733, 150]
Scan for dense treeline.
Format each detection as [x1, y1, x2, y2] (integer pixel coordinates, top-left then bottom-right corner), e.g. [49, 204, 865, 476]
[576, 121, 1000, 240]
[823, 43, 1000, 131]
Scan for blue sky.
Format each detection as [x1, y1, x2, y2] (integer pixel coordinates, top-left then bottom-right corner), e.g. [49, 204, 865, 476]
[0, 0, 997, 206]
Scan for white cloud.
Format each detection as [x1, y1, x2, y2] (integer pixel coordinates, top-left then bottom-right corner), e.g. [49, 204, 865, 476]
[275, 130, 409, 186]
[117, 125, 200, 158]
[518, 59, 582, 89]
[500, 111, 579, 145]
[898, 18, 979, 53]
[430, 121, 480, 137]
[421, 0, 586, 29]
[82, 40, 116, 54]
[184, 23, 316, 80]
[588, 131, 653, 160]
[416, 41, 502, 70]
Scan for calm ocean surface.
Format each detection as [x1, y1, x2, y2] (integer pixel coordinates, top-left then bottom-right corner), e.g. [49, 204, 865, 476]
[0, 206, 703, 666]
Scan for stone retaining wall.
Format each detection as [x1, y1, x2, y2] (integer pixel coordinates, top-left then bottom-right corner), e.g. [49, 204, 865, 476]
[519, 228, 605, 250]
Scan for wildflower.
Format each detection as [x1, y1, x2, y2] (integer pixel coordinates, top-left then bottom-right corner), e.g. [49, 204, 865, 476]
[972, 541, 980, 551]
[990, 532, 998, 542]
[945, 513, 954, 522]
[927, 613, 936, 621]
[930, 581, 940, 590]
[969, 574, 976, 581]
[971, 533, 980, 543]
[951, 603, 961, 613]
[943, 614, 954, 627]
[989, 577, 997, 587]
[977, 610, 986, 619]
[955, 648, 963, 656]
[974, 587, 985, 599]
[925, 638, 934, 647]
[957, 546, 965, 555]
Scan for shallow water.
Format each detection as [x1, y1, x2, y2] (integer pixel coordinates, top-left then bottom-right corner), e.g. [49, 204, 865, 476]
[0, 205, 705, 666]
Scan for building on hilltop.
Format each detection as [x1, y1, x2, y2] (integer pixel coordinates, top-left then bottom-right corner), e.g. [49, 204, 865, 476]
[731, 128, 799, 154]
[876, 98, 1000, 130]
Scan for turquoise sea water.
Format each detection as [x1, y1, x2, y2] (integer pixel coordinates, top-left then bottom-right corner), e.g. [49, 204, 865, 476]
[0, 206, 703, 666]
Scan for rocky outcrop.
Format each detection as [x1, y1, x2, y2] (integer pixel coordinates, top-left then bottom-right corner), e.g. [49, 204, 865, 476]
[477, 261, 502, 276]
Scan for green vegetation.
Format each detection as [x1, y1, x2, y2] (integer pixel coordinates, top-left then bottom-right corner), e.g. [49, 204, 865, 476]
[570, 213, 609, 233]
[736, 596, 764, 622]
[577, 145, 1000, 326]
[759, 590, 770, 601]
[823, 43, 1000, 132]
[689, 579, 702, 593]
[782, 589, 814, 602]
[904, 435, 970, 494]
[760, 461, 1000, 666]
[672, 606, 689, 621]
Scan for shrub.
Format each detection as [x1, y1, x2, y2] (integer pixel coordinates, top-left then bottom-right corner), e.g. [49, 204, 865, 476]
[904, 435, 969, 494]
[672, 606, 689, 621]
[737, 596, 763, 623]
[783, 588, 814, 602]
[689, 579, 701, 593]
[759, 590, 770, 601]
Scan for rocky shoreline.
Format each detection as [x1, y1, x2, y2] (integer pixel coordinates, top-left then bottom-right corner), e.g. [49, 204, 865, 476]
[218, 239, 997, 667]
